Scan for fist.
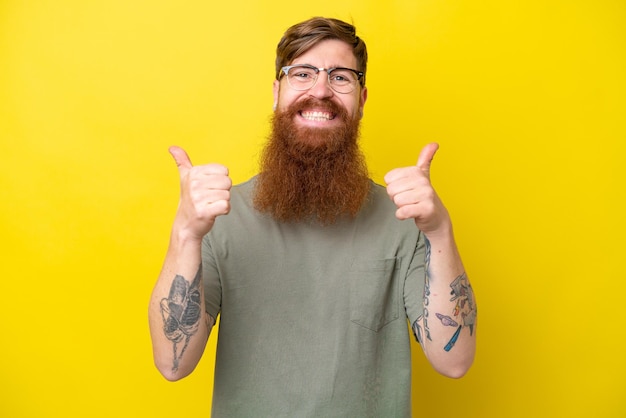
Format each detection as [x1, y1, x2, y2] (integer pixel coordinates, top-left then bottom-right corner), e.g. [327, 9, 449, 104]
[169, 146, 232, 240]
[384, 143, 450, 235]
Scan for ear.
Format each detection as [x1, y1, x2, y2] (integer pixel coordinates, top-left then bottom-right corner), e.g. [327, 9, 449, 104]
[273, 80, 280, 111]
[359, 86, 368, 117]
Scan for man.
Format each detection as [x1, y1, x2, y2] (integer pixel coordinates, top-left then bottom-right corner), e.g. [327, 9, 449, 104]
[149, 16, 476, 417]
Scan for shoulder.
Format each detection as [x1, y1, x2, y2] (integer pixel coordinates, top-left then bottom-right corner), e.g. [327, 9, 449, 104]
[207, 176, 262, 234]
[361, 181, 399, 217]
[232, 176, 257, 198]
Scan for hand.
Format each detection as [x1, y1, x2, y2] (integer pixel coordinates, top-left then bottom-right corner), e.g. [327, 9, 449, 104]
[384, 143, 450, 236]
[169, 146, 232, 240]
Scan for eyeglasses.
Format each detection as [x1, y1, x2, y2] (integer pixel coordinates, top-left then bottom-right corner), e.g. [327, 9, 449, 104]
[281, 64, 364, 94]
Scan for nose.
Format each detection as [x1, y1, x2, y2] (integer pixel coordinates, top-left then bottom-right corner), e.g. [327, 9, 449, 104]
[308, 70, 334, 99]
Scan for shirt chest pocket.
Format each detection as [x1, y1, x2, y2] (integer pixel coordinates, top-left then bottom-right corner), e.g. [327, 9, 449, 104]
[349, 257, 400, 332]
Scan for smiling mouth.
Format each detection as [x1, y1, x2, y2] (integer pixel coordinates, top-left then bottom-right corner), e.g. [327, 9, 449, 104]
[300, 110, 336, 121]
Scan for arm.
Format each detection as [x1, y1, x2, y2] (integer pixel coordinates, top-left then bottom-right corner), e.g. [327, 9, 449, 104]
[385, 143, 477, 378]
[148, 146, 231, 381]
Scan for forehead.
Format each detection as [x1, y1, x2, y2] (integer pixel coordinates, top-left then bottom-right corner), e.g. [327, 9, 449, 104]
[290, 39, 357, 68]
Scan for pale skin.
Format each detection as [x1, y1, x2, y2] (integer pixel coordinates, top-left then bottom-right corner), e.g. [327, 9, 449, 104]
[385, 143, 476, 378]
[149, 39, 476, 381]
[148, 146, 230, 381]
[272, 40, 367, 124]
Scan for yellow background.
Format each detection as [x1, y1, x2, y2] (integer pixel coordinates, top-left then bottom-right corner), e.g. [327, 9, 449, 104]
[1, 1, 624, 417]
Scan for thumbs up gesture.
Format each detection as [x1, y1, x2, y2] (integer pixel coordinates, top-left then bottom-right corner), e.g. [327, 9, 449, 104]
[169, 146, 232, 241]
[384, 143, 450, 236]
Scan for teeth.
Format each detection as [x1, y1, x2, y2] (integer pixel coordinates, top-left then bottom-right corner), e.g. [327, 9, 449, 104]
[301, 111, 333, 121]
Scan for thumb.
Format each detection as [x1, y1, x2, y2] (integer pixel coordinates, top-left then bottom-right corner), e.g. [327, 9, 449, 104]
[169, 146, 193, 176]
[416, 142, 439, 179]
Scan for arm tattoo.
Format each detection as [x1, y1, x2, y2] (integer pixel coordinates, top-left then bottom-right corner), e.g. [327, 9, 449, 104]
[160, 265, 203, 372]
[438, 272, 476, 352]
[413, 238, 477, 352]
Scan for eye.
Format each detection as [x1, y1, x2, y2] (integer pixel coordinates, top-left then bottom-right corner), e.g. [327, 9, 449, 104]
[329, 69, 355, 84]
[290, 66, 316, 79]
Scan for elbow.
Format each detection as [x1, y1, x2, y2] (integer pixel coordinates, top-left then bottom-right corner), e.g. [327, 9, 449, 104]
[160, 370, 187, 382]
[436, 363, 472, 379]
[154, 359, 193, 382]
[429, 351, 475, 379]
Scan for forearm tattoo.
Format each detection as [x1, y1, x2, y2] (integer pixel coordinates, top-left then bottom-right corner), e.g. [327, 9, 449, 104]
[412, 239, 477, 352]
[441, 272, 476, 351]
[160, 265, 203, 372]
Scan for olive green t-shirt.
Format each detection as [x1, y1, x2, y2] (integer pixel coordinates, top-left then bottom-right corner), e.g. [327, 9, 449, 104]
[202, 177, 426, 417]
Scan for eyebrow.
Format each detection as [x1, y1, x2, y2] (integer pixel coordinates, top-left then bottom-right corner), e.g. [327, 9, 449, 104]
[292, 63, 354, 70]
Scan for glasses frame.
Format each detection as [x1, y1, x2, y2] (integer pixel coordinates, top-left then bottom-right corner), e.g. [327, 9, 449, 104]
[280, 64, 364, 94]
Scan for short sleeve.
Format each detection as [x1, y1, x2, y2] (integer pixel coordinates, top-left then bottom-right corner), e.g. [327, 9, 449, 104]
[403, 231, 426, 332]
[202, 234, 222, 320]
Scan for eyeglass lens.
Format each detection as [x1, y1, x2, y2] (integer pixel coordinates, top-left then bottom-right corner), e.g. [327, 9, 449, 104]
[286, 66, 358, 93]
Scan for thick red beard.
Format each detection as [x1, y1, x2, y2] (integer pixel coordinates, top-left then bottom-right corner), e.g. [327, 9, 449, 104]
[253, 97, 370, 225]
